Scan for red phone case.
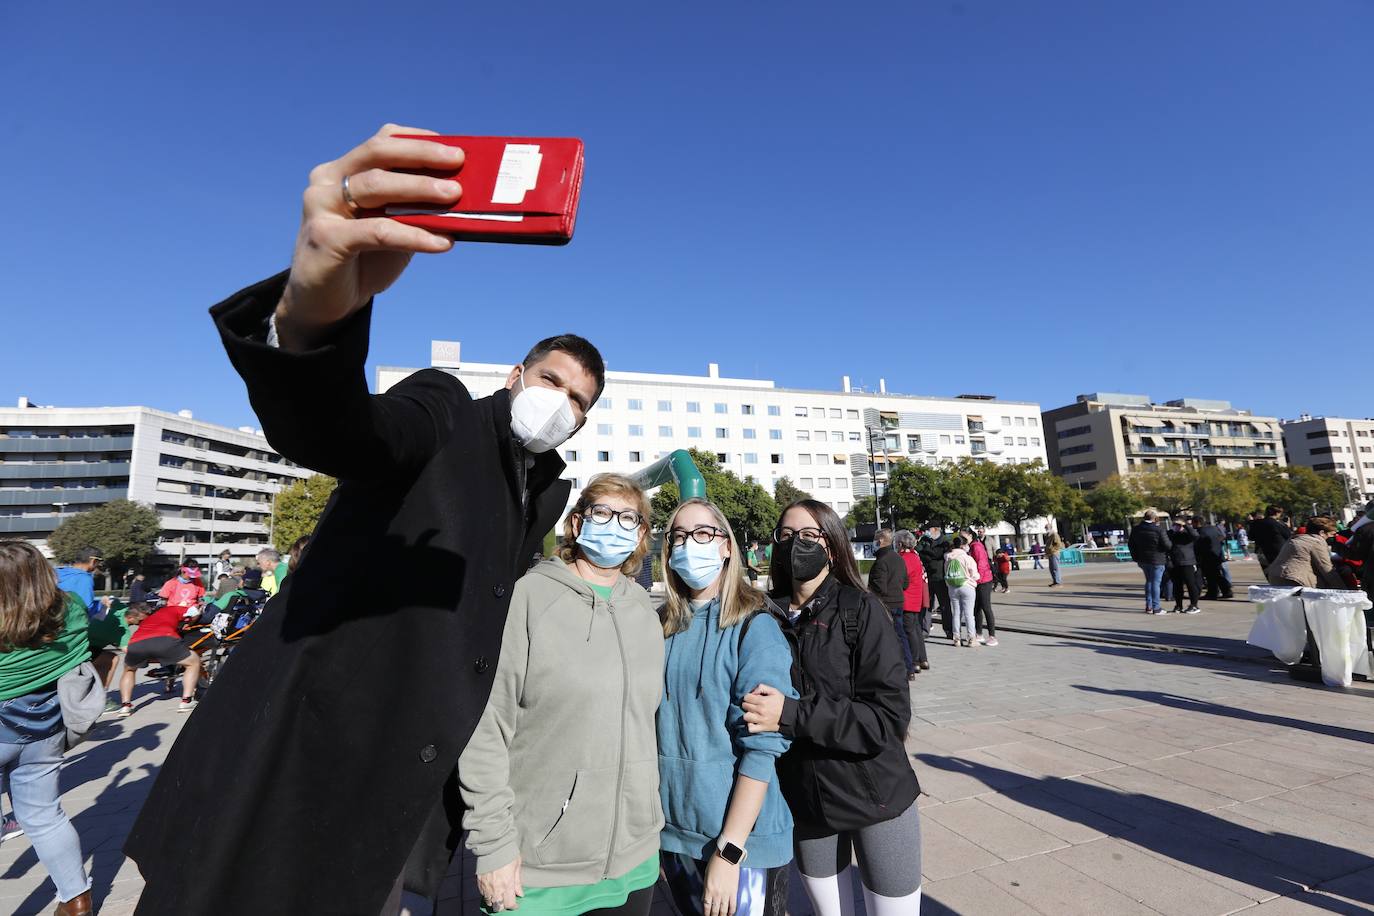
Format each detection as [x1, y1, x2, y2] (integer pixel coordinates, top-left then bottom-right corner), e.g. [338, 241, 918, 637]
[371, 135, 584, 245]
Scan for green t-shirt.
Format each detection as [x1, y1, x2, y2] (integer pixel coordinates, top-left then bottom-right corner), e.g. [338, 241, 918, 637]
[87, 601, 132, 651]
[587, 582, 614, 600]
[480, 855, 658, 916]
[0, 593, 92, 701]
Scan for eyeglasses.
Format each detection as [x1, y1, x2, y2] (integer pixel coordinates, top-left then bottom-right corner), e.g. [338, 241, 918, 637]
[668, 526, 727, 549]
[581, 503, 644, 530]
[773, 526, 826, 544]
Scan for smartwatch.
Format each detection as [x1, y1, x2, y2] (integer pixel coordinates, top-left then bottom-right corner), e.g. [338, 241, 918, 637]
[715, 838, 748, 866]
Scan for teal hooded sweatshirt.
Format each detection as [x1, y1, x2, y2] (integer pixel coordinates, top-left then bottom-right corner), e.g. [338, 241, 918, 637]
[657, 598, 798, 868]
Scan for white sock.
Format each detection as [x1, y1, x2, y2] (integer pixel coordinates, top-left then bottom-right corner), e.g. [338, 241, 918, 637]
[861, 882, 922, 916]
[800, 864, 858, 916]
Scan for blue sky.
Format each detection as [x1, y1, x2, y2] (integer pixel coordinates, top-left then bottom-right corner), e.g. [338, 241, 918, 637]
[3, 1, 1370, 428]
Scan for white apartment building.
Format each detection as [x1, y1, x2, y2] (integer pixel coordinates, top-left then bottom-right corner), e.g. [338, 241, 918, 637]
[1280, 415, 1374, 505]
[378, 342, 1056, 543]
[0, 398, 312, 564]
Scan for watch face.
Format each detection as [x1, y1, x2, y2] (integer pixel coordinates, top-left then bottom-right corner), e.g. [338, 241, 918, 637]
[718, 842, 744, 865]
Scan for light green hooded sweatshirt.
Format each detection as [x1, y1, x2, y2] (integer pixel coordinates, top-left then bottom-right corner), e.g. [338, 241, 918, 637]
[458, 557, 665, 887]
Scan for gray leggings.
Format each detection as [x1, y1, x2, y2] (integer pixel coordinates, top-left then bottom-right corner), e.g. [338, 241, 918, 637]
[795, 801, 923, 898]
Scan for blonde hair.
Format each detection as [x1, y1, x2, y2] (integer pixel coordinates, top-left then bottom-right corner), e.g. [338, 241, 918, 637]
[0, 541, 69, 651]
[558, 473, 652, 576]
[660, 498, 765, 636]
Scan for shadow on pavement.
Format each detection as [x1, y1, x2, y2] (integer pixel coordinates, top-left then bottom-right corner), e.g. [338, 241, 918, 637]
[913, 754, 1374, 914]
[1075, 687, 1374, 745]
[2, 722, 166, 915]
[1051, 638, 1284, 672]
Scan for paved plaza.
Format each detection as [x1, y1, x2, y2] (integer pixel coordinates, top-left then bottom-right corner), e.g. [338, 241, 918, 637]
[2, 560, 1371, 914]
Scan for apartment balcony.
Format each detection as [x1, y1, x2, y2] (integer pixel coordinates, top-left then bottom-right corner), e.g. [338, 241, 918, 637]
[0, 436, 133, 453]
[0, 487, 127, 507]
[0, 462, 132, 480]
[0, 516, 62, 534]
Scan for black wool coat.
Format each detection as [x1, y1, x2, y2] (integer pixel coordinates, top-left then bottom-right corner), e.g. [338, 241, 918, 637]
[125, 273, 571, 915]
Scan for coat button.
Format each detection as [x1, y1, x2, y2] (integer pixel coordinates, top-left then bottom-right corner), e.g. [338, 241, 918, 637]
[493, 584, 506, 597]
[474, 656, 491, 674]
[419, 744, 437, 763]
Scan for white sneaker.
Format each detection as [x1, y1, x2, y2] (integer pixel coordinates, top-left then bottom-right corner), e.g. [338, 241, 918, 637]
[116, 704, 133, 718]
[178, 698, 197, 714]
[1184, 606, 1201, 615]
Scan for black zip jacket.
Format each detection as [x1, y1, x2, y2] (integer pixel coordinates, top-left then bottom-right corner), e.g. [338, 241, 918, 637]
[1167, 526, 1198, 566]
[1194, 525, 1227, 564]
[1250, 517, 1293, 562]
[775, 575, 919, 832]
[868, 546, 908, 610]
[1127, 522, 1172, 566]
[917, 535, 952, 582]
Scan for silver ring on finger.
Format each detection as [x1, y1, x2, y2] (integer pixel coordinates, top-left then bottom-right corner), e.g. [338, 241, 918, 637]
[341, 174, 361, 214]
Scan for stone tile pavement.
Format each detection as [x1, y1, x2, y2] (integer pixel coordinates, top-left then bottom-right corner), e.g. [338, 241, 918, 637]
[2, 565, 1371, 914]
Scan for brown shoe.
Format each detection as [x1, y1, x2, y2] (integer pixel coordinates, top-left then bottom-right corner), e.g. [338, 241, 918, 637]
[55, 891, 93, 916]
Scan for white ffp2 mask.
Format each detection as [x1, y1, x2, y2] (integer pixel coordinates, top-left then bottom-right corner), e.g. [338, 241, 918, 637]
[509, 374, 578, 453]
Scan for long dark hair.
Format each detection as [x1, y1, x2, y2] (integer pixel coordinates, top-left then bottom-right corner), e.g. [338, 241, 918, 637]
[770, 499, 865, 591]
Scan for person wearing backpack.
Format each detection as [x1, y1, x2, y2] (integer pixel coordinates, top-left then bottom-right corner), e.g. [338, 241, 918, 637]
[742, 500, 922, 916]
[943, 538, 979, 648]
[657, 499, 798, 916]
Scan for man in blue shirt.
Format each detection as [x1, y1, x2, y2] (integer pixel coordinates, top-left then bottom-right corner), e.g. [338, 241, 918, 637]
[55, 546, 112, 618]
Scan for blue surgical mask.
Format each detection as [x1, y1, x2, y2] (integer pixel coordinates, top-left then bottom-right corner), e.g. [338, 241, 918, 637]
[669, 539, 724, 590]
[576, 518, 640, 569]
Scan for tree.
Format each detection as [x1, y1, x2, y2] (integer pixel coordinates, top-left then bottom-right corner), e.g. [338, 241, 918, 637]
[1246, 465, 1347, 519]
[48, 499, 160, 578]
[1053, 480, 1092, 534]
[883, 459, 996, 530]
[648, 449, 777, 544]
[773, 476, 812, 507]
[844, 495, 880, 529]
[1188, 466, 1257, 521]
[1084, 475, 1144, 529]
[985, 461, 1061, 541]
[1125, 463, 1194, 516]
[272, 474, 338, 551]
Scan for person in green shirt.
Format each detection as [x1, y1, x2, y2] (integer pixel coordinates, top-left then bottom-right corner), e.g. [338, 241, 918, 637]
[0, 541, 94, 914]
[255, 548, 291, 597]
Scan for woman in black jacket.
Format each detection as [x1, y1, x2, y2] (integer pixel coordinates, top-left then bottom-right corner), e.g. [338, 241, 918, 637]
[742, 500, 922, 916]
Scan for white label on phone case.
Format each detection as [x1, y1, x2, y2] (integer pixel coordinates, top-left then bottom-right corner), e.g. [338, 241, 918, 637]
[385, 208, 524, 222]
[491, 144, 542, 204]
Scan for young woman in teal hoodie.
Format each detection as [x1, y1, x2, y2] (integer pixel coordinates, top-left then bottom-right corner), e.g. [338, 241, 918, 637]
[658, 499, 799, 916]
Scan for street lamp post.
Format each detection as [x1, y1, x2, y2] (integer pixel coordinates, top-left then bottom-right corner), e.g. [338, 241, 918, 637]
[207, 485, 217, 569]
[865, 427, 882, 528]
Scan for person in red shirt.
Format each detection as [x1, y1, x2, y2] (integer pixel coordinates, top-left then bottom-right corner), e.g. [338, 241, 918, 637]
[895, 530, 930, 674]
[158, 562, 206, 609]
[118, 583, 204, 717]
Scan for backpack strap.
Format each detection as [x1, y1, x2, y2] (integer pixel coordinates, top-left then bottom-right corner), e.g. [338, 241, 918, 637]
[836, 588, 864, 697]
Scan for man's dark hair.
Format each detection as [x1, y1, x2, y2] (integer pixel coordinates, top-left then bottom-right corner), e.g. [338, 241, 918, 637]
[1189, 517, 1203, 526]
[75, 546, 102, 563]
[1266, 505, 1283, 517]
[951, 535, 965, 548]
[524, 335, 606, 400]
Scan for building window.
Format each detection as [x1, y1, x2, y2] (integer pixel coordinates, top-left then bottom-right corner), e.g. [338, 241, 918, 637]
[716, 452, 728, 463]
[744, 453, 758, 464]
[794, 406, 808, 417]
[797, 431, 810, 441]
[846, 410, 859, 420]
[770, 454, 782, 464]
[597, 423, 613, 435]
[688, 427, 702, 439]
[628, 399, 643, 410]
[629, 451, 642, 462]
[1017, 437, 1028, 446]
[1305, 430, 1331, 440]
[769, 429, 782, 440]
[1057, 425, 1091, 439]
[837, 478, 849, 490]
[598, 451, 611, 462]
[687, 402, 701, 413]
[1015, 417, 1026, 427]
[833, 455, 847, 465]
[742, 404, 755, 415]
[715, 428, 729, 439]
[657, 400, 671, 411]
[1063, 461, 1097, 473]
[838, 501, 850, 511]
[564, 450, 579, 462]
[159, 455, 186, 468]
[954, 435, 965, 445]
[743, 429, 757, 440]
[1001, 416, 1011, 426]
[1060, 444, 1094, 456]
[1029, 418, 1039, 427]
[1004, 436, 1015, 445]
[849, 432, 861, 442]
[1031, 437, 1041, 446]
[818, 478, 831, 488]
[600, 399, 612, 409]
[799, 455, 813, 465]
[800, 478, 814, 488]
[767, 405, 781, 416]
[659, 425, 673, 437]
[812, 407, 825, 417]
[831, 430, 843, 442]
[714, 403, 728, 414]
[815, 431, 827, 442]
[829, 408, 842, 419]
[940, 435, 951, 445]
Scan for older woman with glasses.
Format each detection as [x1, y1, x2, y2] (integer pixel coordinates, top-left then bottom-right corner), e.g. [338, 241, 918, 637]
[460, 473, 665, 916]
[741, 500, 923, 916]
[657, 498, 798, 916]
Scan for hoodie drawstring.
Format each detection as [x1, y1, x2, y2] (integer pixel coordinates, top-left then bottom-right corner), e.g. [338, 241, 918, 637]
[664, 635, 676, 701]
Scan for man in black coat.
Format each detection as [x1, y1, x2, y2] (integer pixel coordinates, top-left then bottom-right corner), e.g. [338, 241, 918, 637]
[1250, 505, 1294, 573]
[1127, 510, 1172, 615]
[125, 126, 604, 915]
[917, 526, 953, 638]
[868, 527, 913, 677]
[1166, 519, 1202, 613]
[1191, 517, 1233, 599]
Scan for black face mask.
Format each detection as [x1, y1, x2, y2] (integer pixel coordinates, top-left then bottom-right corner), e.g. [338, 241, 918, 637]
[781, 536, 830, 584]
